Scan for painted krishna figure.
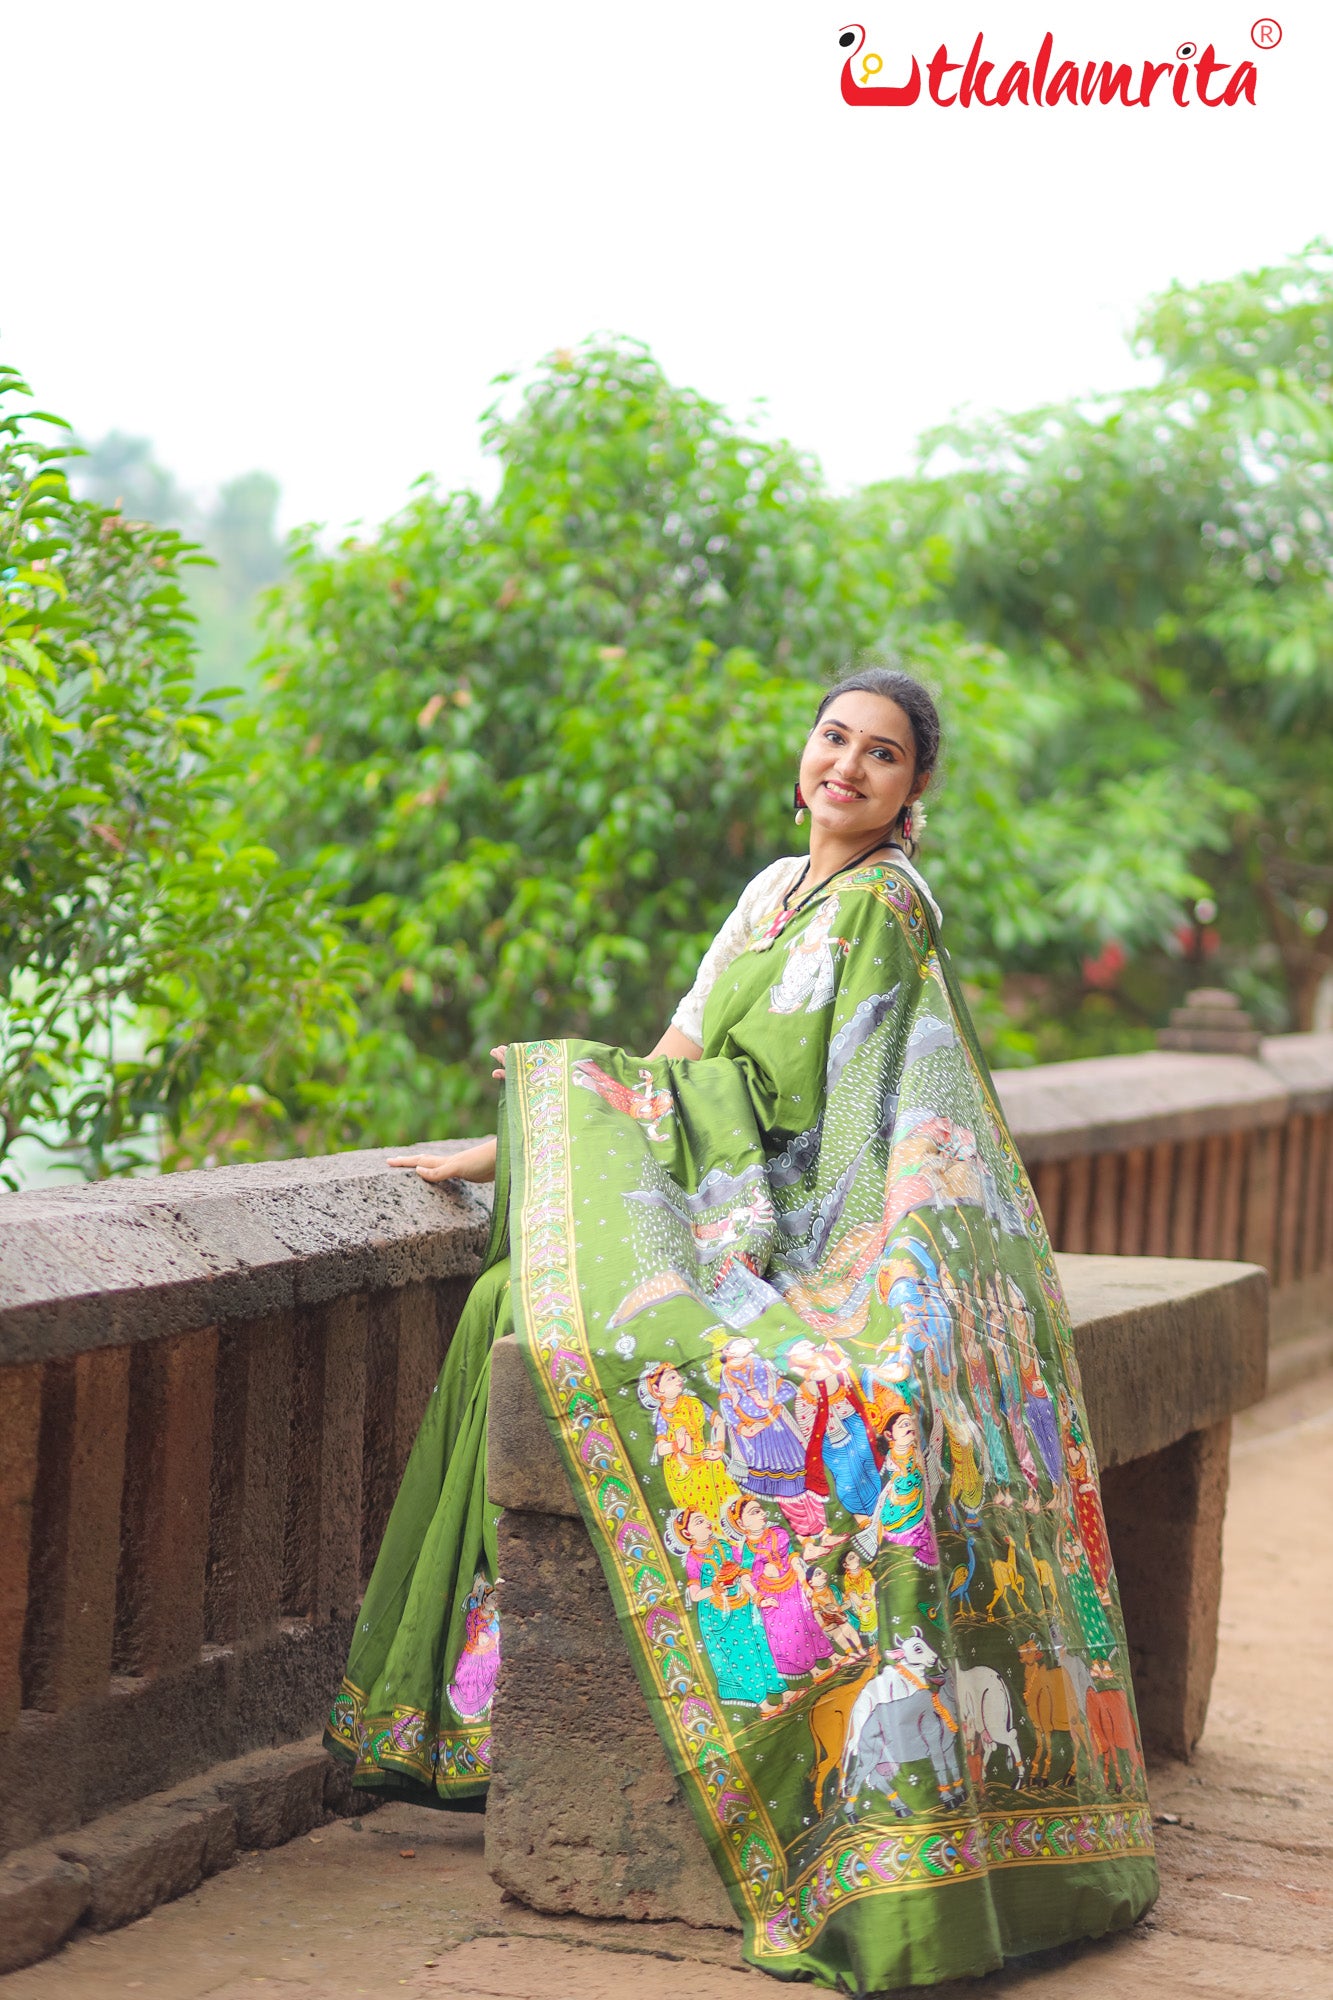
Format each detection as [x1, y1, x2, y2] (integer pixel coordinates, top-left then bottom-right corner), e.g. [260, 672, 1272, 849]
[326, 668, 1157, 1991]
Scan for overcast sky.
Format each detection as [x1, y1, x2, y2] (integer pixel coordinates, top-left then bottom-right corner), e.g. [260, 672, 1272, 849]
[6, 0, 1329, 532]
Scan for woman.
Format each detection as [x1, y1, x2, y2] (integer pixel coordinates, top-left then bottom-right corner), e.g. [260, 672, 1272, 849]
[865, 1406, 940, 1568]
[779, 1333, 884, 1524]
[728, 1492, 831, 1677]
[840, 1545, 879, 1647]
[676, 1505, 788, 1713]
[640, 1360, 738, 1525]
[716, 1334, 823, 1539]
[326, 668, 1156, 1990]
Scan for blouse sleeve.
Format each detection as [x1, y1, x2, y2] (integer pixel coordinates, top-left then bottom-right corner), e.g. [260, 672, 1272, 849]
[670, 858, 803, 1047]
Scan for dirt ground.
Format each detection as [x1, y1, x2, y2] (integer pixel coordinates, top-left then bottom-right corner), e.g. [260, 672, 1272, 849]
[4, 1372, 1330, 2000]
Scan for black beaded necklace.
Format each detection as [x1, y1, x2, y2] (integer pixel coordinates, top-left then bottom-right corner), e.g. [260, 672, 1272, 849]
[757, 835, 902, 947]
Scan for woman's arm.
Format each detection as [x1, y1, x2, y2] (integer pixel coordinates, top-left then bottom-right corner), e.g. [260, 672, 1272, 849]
[388, 1137, 497, 1184]
[391, 1025, 702, 1184]
[649, 1025, 702, 1060]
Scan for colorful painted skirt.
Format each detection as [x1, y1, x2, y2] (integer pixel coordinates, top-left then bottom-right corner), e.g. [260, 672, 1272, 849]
[324, 1257, 510, 1801]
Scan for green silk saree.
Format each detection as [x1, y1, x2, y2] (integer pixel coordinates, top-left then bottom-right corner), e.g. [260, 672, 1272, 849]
[328, 858, 1157, 1990]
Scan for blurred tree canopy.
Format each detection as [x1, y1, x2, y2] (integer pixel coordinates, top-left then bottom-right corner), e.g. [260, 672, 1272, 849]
[250, 306, 1309, 1139]
[0, 369, 360, 1185]
[75, 432, 285, 692]
[885, 239, 1333, 1047]
[8, 245, 1330, 1178]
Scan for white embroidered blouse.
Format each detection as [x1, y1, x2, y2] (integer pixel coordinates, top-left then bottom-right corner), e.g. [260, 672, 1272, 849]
[669, 847, 941, 1048]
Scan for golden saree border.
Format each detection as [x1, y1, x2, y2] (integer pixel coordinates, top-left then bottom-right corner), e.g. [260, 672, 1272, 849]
[327, 1675, 492, 1790]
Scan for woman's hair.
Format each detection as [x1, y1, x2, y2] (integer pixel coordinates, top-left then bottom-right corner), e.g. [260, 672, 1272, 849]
[812, 668, 941, 850]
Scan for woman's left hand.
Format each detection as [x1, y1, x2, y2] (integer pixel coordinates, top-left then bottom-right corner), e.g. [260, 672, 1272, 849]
[490, 1045, 508, 1079]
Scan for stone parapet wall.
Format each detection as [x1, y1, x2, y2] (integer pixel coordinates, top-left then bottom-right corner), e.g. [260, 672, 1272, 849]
[992, 1037, 1333, 1377]
[0, 1033, 1329, 1877]
[0, 1147, 490, 1864]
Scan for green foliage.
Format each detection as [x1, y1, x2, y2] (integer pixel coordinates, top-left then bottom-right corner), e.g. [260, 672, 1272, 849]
[879, 239, 1333, 1038]
[0, 367, 362, 1185]
[19, 242, 1324, 1179]
[249, 336, 1261, 1133]
[75, 433, 285, 692]
[248, 341, 897, 1132]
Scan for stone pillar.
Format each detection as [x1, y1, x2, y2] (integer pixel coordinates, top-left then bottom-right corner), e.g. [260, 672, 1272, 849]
[485, 1510, 736, 1929]
[1099, 1418, 1231, 1759]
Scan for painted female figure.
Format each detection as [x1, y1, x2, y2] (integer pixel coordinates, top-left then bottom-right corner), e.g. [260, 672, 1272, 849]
[1007, 1274, 1062, 1486]
[640, 1361, 738, 1525]
[867, 1408, 939, 1567]
[780, 1335, 883, 1523]
[1060, 1386, 1114, 1602]
[986, 1272, 1042, 1507]
[676, 1506, 787, 1713]
[446, 1575, 501, 1721]
[728, 1494, 831, 1677]
[718, 1335, 825, 1543]
[947, 1269, 1012, 1495]
[767, 895, 847, 1013]
[840, 1546, 879, 1648]
[805, 1565, 869, 1659]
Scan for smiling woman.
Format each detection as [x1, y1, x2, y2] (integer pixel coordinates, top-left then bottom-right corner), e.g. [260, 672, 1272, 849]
[326, 667, 1157, 1991]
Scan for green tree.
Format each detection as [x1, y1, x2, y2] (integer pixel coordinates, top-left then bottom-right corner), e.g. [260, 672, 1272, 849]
[879, 240, 1333, 1041]
[0, 365, 361, 1186]
[74, 434, 286, 692]
[249, 337, 1238, 1135]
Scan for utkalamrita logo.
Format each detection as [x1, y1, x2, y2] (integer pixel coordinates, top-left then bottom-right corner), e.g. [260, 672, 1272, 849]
[837, 21, 1276, 107]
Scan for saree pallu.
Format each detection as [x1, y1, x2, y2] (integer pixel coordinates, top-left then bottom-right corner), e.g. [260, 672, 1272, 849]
[327, 860, 1157, 1989]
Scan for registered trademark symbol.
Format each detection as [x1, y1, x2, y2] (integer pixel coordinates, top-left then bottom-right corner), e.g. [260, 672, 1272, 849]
[1251, 17, 1282, 47]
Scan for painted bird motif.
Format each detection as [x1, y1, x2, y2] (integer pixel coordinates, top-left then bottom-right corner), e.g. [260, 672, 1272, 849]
[947, 1539, 977, 1608]
[571, 1060, 675, 1142]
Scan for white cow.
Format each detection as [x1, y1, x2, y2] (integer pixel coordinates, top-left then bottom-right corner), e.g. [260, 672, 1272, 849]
[953, 1663, 1024, 1787]
[843, 1630, 940, 1772]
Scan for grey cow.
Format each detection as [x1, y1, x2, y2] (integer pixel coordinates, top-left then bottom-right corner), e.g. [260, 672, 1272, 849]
[844, 1686, 966, 1817]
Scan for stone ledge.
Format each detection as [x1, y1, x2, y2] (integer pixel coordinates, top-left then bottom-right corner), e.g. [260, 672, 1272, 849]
[993, 1049, 1293, 1161]
[0, 1616, 361, 1858]
[0, 1145, 492, 1365]
[0, 1737, 375, 1973]
[1057, 1255, 1269, 1467]
[0, 1845, 91, 1976]
[1257, 1031, 1333, 1116]
[487, 1253, 1270, 1518]
[54, 1787, 238, 1931]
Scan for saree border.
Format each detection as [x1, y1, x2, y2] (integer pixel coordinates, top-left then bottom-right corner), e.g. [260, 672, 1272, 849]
[510, 867, 1154, 1965]
[327, 1674, 492, 1792]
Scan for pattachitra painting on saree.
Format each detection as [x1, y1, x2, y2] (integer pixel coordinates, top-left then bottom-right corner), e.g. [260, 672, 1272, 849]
[507, 861, 1156, 1991]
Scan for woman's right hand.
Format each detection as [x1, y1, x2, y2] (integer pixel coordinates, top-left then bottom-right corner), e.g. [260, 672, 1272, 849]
[388, 1136, 497, 1183]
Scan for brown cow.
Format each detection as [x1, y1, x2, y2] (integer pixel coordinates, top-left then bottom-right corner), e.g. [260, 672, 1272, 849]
[1086, 1663, 1143, 1786]
[808, 1658, 879, 1813]
[1018, 1637, 1093, 1784]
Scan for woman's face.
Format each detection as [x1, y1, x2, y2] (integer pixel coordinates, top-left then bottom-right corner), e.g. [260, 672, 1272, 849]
[740, 1499, 766, 1536]
[656, 1365, 683, 1400]
[798, 690, 927, 845]
[684, 1509, 711, 1546]
[889, 1412, 918, 1455]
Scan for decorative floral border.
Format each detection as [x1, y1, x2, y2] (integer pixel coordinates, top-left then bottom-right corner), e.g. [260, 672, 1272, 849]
[327, 1675, 491, 1791]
